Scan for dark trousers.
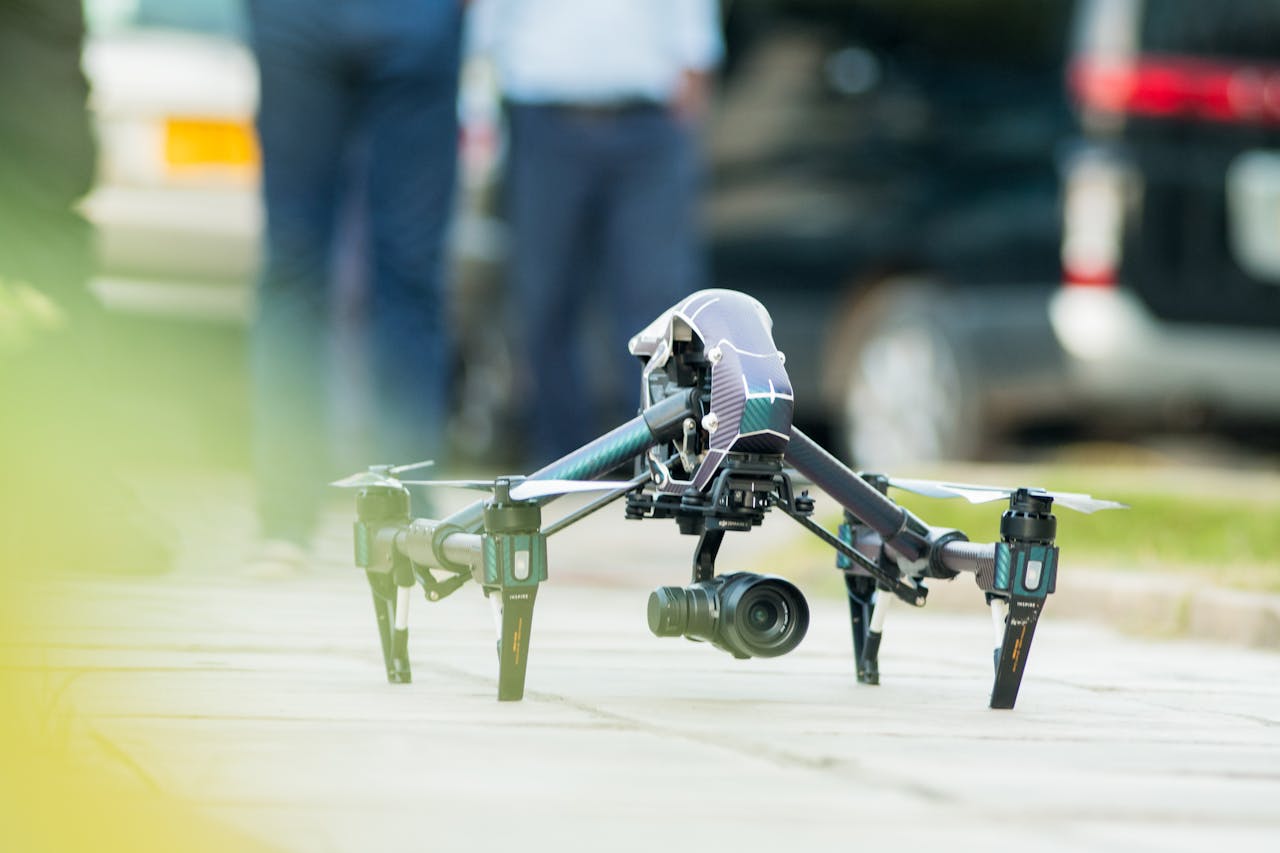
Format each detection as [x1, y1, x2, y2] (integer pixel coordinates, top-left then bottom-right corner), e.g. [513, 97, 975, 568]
[248, 1, 462, 542]
[505, 103, 703, 464]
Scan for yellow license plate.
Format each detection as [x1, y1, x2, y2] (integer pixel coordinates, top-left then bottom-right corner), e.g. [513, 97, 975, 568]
[164, 118, 259, 171]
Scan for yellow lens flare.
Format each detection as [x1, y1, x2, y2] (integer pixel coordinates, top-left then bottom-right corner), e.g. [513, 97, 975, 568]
[163, 117, 259, 172]
[0, 585, 281, 853]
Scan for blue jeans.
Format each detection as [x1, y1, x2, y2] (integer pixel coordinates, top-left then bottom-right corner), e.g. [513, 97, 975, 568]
[505, 103, 704, 464]
[248, 1, 461, 542]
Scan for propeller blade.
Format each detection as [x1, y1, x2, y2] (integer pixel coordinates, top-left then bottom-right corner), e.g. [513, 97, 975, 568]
[887, 478, 1127, 514]
[396, 479, 497, 491]
[889, 479, 1011, 504]
[331, 460, 431, 489]
[508, 479, 637, 501]
[330, 471, 403, 489]
[387, 477, 639, 500]
[1040, 491, 1129, 514]
[389, 459, 435, 475]
[386, 471, 637, 499]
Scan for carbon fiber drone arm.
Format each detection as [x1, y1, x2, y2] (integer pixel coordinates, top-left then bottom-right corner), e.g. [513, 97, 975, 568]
[451, 389, 695, 529]
[785, 428, 937, 565]
[784, 427, 1004, 583]
[392, 389, 699, 574]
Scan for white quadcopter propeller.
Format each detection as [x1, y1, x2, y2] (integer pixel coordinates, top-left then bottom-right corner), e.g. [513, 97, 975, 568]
[330, 460, 435, 490]
[887, 478, 1127, 514]
[397, 478, 638, 502]
[388, 459, 435, 475]
[331, 470, 404, 489]
[508, 479, 637, 501]
[395, 479, 499, 491]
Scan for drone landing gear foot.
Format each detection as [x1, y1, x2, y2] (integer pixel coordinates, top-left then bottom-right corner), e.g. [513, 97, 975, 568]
[495, 587, 539, 701]
[989, 595, 1044, 710]
[845, 575, 883, 685]
[860, 632, 882, 685]
[366, 570, 413, 684]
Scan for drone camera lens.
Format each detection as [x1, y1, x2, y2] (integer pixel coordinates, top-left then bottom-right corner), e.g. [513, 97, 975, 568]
[745, 592, 783, 637]
[647, 572, 808, 659]
[721, 575, 809, 658]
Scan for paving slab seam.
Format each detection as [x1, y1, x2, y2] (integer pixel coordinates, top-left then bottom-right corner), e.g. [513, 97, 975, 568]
[405, 652, 965, 805]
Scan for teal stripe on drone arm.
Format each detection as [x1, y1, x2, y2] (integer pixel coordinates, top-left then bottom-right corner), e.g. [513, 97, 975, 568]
[439, 391, 696, 534]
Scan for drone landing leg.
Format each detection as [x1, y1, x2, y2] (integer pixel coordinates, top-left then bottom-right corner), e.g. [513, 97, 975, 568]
[845, 574, 878, 684]
[366, 572, 395, 671]
[985, 535, 1058, 709]
[989, 596, 1009, 672]
[366, 568, 412, 684]
[990, 595, 1044, 709]
[496, 587, 538, 701]
[479, 519, 549, 701]
[862, 592, 890, 685]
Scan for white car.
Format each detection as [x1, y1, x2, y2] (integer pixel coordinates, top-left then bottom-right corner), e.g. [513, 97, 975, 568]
[81, 0, 514, 459]
[83, 0, 260, 323]
[82, 0, 504, 321]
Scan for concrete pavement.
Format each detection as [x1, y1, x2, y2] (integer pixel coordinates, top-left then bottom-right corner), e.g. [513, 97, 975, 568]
[10, 490, 1280, 852]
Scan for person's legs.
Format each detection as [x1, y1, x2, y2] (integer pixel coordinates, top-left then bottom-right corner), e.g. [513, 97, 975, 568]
[248, 9, 349, 545]
[506, 105, 601, 464]
[360, 8, 462, 469]
[599, 111, 704, 427]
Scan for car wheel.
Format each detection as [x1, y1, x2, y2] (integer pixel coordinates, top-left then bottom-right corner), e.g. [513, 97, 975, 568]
[831, 278, 985, 468]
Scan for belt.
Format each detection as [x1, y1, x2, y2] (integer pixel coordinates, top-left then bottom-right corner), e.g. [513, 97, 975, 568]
[537, 99, 665, 117]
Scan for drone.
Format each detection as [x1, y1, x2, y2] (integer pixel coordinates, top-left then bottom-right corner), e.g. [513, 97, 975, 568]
[335, 289, 1125, 709]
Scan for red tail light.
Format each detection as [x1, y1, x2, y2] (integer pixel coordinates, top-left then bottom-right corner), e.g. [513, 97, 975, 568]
[1063, 266, 1117, 288]
[1070, 55, 1280, 126]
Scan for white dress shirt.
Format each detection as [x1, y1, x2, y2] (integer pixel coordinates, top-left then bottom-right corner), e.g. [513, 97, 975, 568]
[469, 0, 723, 105]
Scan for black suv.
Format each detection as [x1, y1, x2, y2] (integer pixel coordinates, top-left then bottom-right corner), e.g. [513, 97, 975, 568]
[714, 0, 1280, 465]
[1052, 0, 1280, 436]
[709, 0, 1076, 465]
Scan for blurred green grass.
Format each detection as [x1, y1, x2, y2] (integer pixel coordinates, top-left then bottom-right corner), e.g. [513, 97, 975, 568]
[759, 463, 1280, 595]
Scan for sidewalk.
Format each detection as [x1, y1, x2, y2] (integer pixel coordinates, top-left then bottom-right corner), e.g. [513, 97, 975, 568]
[16, 571, 1280, 853]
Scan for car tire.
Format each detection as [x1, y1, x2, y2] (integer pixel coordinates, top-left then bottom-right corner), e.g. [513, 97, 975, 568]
[828, 278, 986, 468]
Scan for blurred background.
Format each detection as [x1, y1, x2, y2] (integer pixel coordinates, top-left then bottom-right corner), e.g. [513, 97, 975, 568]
[1, 0, 1277, 583]
[3, 4, 1279, 846]
[71, 0, 1280, 477]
